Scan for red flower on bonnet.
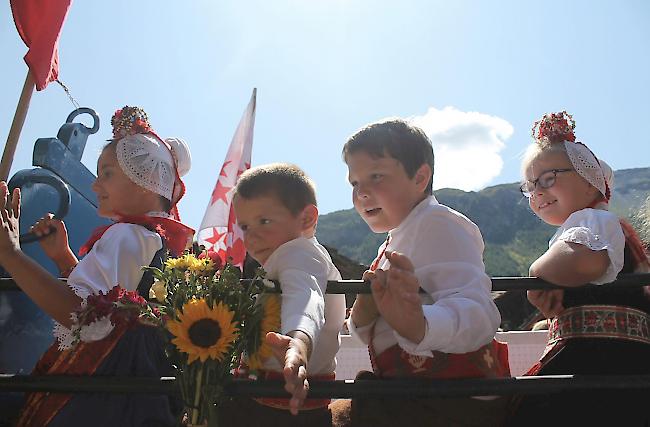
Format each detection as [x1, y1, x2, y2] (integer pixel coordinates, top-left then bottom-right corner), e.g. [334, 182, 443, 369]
[531, 110, 576, 144]
[111, 106, 153, 139]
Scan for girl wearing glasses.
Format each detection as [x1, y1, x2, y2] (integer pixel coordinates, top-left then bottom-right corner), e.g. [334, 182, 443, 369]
[508, 112, 650, 426]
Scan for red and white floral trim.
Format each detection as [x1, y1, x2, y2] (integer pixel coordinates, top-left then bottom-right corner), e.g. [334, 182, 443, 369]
[548, 305, 650, 345]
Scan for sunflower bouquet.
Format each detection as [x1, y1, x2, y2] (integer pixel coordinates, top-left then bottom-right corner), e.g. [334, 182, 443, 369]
[147, 249, 272, 426]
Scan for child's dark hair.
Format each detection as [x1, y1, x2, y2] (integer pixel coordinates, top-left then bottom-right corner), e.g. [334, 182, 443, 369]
[234, 163, 317, 215]
[342, 118, 435, 194]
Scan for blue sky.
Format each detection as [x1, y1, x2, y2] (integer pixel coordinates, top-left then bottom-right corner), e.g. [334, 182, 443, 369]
[1, 0, 649, 230]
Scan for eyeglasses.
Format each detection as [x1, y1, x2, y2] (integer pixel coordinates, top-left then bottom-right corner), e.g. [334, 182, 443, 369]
[519, 168, 574, 198]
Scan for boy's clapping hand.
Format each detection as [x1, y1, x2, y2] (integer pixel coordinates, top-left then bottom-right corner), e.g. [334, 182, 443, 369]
[266, 331, 311, 416]
[348, 270, 382, 327]
[368, 251, 426, 344]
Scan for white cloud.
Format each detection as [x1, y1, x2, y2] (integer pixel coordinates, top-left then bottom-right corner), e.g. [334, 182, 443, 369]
[409, 106, 513, 191]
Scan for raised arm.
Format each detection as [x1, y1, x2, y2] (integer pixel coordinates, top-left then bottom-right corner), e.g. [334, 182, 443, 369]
[0, 183, 81, 327]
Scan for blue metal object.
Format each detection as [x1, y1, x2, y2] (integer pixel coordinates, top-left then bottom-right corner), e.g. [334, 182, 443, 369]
[0, 108, 110, 378]
[32, 107, 100, 206]
[8, 171, 71, 244]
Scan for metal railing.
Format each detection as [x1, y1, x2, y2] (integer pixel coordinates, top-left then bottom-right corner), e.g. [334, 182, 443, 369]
[1, 273, 649, 398]
[2, 374, 650, 397]
[2, 273, 649, 293]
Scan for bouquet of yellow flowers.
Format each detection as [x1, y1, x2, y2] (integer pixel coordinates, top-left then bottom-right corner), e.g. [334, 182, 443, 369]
[147, 249, 273, 426]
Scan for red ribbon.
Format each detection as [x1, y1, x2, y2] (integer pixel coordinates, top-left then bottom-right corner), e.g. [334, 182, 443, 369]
[79, 214, 194, 258]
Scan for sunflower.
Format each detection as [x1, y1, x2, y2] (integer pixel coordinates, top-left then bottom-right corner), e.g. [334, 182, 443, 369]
[167, 299, 239, 364]
[247, 294, 281, 370]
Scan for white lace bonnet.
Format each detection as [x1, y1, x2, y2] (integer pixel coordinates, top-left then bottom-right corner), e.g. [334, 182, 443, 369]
[532, 111, 611, 201]
[110, 106, 191, 206]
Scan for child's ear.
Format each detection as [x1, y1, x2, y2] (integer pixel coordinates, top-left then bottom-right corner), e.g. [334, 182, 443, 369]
[414, 164, 433, 193]
[300, 204, 319, 232]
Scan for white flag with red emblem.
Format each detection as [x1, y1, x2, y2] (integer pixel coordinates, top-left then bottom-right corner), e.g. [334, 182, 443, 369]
[197, 89, 256, 267]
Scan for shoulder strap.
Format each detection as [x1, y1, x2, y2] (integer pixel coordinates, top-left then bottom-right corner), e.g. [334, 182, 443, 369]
[136, 239, 168, 300]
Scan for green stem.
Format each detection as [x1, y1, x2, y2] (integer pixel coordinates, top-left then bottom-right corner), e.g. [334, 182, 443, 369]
[191, 364, 204, 425]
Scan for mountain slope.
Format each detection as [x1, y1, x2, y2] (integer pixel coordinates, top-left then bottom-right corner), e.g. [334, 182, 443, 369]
[317, 167, 650, 277]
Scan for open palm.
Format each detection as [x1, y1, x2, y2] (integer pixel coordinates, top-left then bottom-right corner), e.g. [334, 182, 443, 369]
[0, 183, 21, 259]
[370, 251, 426, 344]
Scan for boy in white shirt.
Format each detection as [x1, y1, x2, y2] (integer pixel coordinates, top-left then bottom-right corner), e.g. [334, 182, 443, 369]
[219, 163, 346, 427]
[330, 118, 510, 427]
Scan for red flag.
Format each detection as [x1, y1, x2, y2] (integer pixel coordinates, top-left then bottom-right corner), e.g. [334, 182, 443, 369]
[197, 89, 257, 267]
[10, 0, 73, 91]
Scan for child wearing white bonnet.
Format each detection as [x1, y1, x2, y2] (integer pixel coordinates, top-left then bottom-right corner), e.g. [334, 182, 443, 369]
[0, 105, 194, 426]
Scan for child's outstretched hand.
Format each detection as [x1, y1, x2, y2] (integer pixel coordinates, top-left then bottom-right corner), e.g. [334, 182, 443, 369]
[265, 331, 311, 415]
[527, 289, 565, 318]
[369, 251, 426, 344]
[0, 182, 21, 261]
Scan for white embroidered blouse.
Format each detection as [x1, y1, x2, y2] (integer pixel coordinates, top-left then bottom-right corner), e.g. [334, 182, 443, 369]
[54, 222, 163, 349]
[549, 207, 625, 285]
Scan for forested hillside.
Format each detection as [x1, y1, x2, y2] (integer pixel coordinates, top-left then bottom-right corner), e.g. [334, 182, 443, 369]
[317, 167, 650, 277]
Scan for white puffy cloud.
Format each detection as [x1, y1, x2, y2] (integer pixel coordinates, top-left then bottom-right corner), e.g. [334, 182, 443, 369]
[409, 106, 513, 191]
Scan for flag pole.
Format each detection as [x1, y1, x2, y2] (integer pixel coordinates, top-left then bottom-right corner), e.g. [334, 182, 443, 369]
[0, 70, 35, 181]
